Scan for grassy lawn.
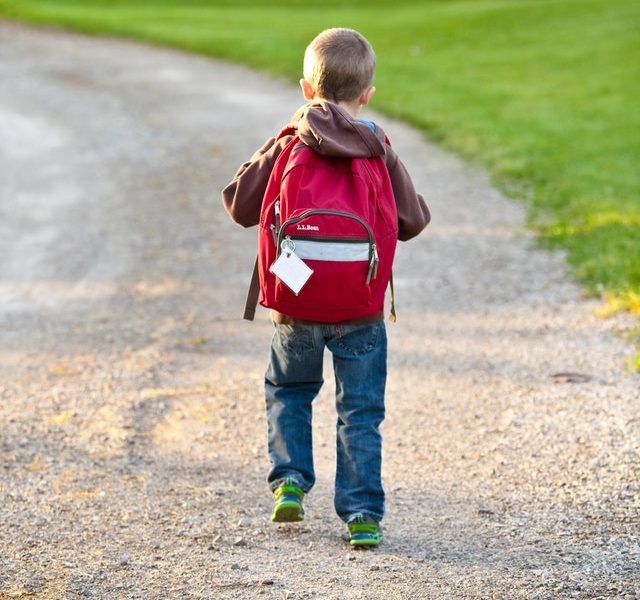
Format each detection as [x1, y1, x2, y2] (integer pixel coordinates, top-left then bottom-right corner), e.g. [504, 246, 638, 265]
[1, 0, 638, 317]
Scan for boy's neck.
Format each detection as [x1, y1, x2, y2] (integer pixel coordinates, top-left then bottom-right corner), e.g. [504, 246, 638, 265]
[314, 96, 361, 118]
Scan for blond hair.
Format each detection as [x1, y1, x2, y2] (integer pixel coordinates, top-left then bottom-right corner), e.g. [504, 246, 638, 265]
[303, 28, 376, 103]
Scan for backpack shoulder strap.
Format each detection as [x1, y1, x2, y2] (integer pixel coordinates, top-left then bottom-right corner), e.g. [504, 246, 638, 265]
[243, 255, 261, 321]
[243, 131, 299, 321]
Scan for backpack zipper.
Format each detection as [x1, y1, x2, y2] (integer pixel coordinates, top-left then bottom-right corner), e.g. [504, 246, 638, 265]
[276, 209, 379, 283]
[367, 244, 379, 284]
[287, 235, 368, 244]
[270, 200, 281, 245]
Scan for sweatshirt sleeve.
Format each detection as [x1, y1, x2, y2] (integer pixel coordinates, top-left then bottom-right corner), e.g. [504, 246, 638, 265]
[221, 136, 289, 228]
[385, 146, 431, 241]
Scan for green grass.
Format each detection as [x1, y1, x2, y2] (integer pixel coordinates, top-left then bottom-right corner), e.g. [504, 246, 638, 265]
[1, 0, 639, 315]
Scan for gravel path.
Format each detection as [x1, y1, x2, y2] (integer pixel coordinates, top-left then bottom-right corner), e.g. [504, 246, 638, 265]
[0, 22, 638, 600]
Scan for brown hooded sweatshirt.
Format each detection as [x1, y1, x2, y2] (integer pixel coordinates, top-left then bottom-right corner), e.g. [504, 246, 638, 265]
[221, 101, 431, 324]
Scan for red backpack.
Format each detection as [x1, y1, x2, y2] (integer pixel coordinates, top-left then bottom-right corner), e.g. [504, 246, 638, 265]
[244, 127, 398, 323]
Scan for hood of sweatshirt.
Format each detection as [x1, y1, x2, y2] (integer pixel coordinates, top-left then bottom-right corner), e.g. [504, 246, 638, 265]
[292, 101, 387, 159]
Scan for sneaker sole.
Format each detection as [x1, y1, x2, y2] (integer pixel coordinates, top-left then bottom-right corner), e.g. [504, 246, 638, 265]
[349, 535, 382, 547]
[271, 501, 304, 523]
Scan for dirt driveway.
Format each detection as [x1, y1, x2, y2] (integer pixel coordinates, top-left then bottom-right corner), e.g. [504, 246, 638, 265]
[0, 22, 638, 599]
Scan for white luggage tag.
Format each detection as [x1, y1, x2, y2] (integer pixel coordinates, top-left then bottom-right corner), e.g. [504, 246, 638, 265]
[269, 238, 314, 295]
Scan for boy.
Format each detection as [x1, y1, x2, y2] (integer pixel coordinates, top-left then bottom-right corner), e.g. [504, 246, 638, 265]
[222, 28, 430, 546]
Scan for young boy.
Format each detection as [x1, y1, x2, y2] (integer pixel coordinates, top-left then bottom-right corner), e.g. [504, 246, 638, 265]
[222, 28, 430, 546]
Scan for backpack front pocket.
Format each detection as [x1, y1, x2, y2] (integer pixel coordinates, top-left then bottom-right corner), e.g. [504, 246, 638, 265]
[272, 209, 377, 310]
[274, 241, 372, 308]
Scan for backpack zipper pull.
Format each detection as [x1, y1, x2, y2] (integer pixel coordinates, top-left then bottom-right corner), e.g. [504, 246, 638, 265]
[272, 200, 281, 246]
[366, 244, 379, 284]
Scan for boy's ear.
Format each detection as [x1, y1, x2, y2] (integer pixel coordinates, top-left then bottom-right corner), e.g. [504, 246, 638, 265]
[300, 79, 315, 101]
[359, 85, 376, 106]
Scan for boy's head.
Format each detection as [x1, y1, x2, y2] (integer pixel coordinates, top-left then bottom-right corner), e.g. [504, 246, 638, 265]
[301, 28, 376, 110]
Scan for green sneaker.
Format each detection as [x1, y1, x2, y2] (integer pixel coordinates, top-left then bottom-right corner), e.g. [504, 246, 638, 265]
[270, 478, 305, 522]
[347, 513, 383, 547]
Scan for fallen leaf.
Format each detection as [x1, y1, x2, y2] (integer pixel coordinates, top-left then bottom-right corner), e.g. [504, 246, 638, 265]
[48, 363, 71, 376]
[140, 386, 208, 399]
[551, 372, 593, 384]
[47, 411, 73, 425]
[25, 453, 46, 472]
[75, 490, 99, 502]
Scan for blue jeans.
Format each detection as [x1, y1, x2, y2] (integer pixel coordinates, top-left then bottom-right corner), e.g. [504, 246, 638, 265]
[265, 321, 387, 523]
